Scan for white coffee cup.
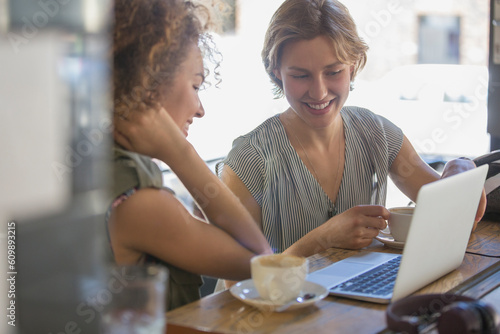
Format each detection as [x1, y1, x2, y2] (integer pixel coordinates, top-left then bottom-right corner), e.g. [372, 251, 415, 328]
[251, 254, 308, 304]
[388, 207, 415, 242]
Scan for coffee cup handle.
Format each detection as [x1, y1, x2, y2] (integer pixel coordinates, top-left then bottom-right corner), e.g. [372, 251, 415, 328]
[379, 222, 391, 236]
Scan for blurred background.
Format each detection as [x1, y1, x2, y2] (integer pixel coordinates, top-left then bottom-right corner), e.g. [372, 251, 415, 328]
[0, 1, 497, 333]
[191, 0, 490, 162]
[1, 0, 111, 333]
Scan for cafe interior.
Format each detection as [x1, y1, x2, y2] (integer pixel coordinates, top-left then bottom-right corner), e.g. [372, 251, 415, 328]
[1, 0, 500, 333]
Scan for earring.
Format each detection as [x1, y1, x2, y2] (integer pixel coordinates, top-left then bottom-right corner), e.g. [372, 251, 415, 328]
[350, 82, 354, 91]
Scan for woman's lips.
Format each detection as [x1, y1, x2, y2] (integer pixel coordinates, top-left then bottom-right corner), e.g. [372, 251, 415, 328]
[183, 123, 190, 137]
[306, 101, 331, 110]
[304, 100, 333, 114]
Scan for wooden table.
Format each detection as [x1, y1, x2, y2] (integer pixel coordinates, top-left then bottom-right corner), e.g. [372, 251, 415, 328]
[166, 221, 500, 334]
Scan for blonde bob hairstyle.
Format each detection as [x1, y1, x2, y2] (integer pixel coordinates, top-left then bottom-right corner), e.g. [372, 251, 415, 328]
[262, 0, 368, 98]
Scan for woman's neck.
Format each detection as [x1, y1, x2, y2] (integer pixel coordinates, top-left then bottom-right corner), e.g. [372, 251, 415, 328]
[280, 109, 343, 151]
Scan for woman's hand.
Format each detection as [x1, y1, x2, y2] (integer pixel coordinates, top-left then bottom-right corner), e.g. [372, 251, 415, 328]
[325, 205, 390, 249]
[113, 103, 188, 162]
[441, 158, 487, 228]
[285, 205, 389, 257]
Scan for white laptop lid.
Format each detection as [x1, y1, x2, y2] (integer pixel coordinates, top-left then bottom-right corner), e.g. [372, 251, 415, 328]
[392, 164, 488, 301]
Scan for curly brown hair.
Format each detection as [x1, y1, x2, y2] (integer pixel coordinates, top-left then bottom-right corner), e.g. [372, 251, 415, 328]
[262, 0, 368, 99]
[113, 0, 220, 114]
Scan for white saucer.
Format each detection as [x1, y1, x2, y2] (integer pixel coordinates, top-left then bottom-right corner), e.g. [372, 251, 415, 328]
[375, 231, 405, 249]
[229, 279, 328, 312]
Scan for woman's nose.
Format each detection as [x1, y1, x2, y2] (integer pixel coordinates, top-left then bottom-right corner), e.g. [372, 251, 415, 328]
[309, 77, 328, 101]
[196, 99, 205, 118]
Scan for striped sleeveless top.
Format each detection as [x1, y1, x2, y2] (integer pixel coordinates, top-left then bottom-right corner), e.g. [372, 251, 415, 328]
[217, 106, 404, 253]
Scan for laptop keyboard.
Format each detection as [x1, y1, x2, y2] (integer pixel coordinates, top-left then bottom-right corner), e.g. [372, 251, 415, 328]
[331, 256, 401, 296]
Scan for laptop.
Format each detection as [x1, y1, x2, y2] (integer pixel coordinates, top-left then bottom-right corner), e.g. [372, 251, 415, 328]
[308, 164, 488, 304]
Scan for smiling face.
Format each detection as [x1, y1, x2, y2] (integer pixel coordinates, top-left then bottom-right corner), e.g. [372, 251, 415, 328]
[274, 35, 353, 128]
[158, 43, 206, 137]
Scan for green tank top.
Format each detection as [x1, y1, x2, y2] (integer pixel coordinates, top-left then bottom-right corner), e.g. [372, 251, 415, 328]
[109, 146, 203, 311]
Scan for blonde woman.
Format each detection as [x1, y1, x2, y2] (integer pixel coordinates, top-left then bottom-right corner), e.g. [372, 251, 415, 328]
[217, 0, 486, 257]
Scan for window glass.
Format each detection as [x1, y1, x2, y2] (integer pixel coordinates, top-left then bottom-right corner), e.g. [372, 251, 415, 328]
[418, 15, 460, 64]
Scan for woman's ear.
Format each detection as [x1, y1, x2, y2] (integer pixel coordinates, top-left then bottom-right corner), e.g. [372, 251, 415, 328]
[273, 69, 282, 81]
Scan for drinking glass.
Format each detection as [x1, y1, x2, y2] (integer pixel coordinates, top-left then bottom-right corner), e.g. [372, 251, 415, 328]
[101, 264, 168, 334]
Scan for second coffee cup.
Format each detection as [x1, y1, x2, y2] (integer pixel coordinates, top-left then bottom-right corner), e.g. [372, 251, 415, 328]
[251, 254, 308, 304]
[388, 207, 415, 242]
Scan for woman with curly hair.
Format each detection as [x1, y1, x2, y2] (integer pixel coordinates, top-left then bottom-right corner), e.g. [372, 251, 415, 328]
[110, 0, 272, 310]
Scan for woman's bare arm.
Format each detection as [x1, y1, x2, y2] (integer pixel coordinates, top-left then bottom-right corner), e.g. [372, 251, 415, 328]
[113, 105, 273, 257]
[109, 188, 262, 279]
